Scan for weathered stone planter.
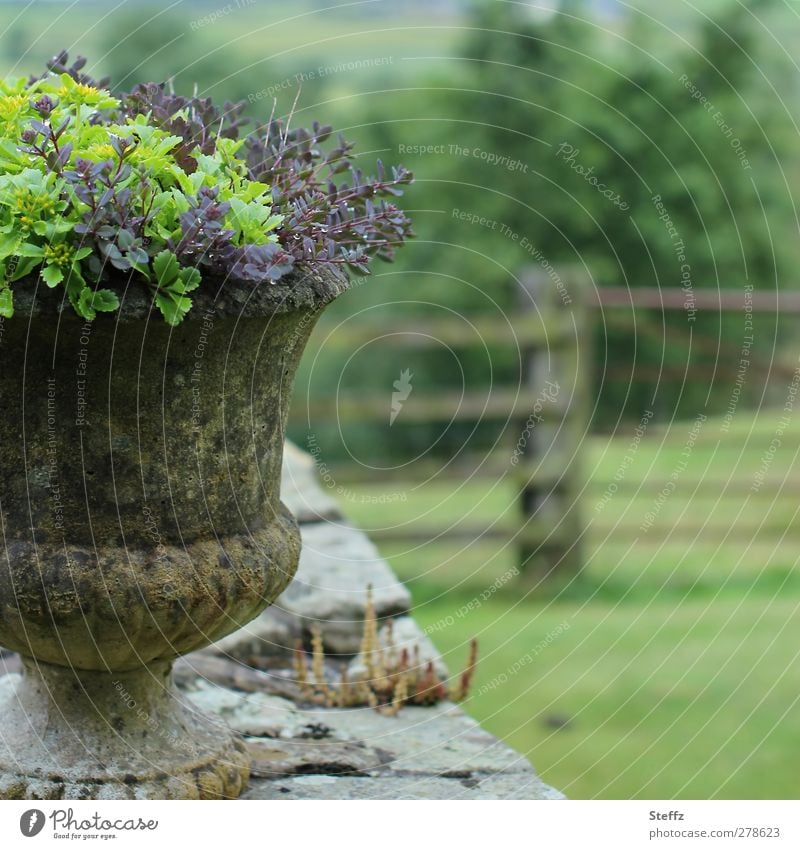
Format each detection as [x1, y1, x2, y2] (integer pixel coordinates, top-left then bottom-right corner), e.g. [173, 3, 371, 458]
[0, 266, 347, 799]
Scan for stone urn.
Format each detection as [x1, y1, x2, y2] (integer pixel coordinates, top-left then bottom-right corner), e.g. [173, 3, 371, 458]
[0, 266, 347, 800]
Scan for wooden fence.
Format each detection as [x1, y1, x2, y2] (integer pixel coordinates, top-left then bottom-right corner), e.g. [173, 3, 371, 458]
[296, 266, 593, 581]
[293, 273, 798, 580]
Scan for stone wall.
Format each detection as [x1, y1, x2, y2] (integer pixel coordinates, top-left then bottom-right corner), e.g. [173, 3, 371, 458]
[0, 443, 563, 800]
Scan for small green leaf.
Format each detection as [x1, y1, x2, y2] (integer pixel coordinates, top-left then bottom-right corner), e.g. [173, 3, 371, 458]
[129, 259, 151, 278]
[34, 220, 70, 238]
[74, 287, 120, 320]
[0, 287, 13, 318]
[88, 288, 120, 313]
[41, 265, 64, 287]
[11, 256, 40, 282]
[170, 267, 201, 294]
[76, 286, 96, 321]
[18, 242, 45, 258]
[181, 267, 201, 290]
[65, 264, 86, 294]
[155, 292, 182, 326]
[0, 235, 21, 259]
[153, 250, 180, 286]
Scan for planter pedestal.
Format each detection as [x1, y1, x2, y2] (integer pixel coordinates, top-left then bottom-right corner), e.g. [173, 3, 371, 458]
[0, 267, 348, 799]
[0, 659, 248, 800]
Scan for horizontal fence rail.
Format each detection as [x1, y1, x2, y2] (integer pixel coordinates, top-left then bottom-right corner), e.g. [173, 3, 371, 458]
[314, 313, 574, 349]
[593, 286, 800, 311]
[303, 388, 568, 423]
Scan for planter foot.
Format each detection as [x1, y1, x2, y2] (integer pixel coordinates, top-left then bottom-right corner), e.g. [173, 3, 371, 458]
[0, 659, 250, 800]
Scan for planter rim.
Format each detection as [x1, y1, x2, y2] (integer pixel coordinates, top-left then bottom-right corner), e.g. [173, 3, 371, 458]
[9, 262, 349, 322]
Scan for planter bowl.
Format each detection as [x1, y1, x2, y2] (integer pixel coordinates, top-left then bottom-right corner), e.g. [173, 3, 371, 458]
[0, 265, 347, 799]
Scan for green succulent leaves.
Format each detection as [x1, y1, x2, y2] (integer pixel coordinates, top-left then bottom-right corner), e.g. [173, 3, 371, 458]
[0, 70, 282, 324]
[151, 249, 201, 326]
[0, 53, 413, 324]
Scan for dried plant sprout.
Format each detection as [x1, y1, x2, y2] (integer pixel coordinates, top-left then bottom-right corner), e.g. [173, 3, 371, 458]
[293, 587, 479, 715]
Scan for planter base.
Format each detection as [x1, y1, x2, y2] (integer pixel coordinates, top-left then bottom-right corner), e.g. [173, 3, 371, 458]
[0, 659, 249, 800]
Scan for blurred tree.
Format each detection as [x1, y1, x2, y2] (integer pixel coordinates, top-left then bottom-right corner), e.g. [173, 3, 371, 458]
[332, 0, 798, 438]
[581, 0, 796, 420]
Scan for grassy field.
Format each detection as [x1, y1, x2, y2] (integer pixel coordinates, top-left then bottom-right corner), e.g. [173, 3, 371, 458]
[331, 411, 800, 799]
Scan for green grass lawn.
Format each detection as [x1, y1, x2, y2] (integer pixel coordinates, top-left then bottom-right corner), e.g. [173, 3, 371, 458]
[416, 595, 800, 799]
[329, 410, 800, 798]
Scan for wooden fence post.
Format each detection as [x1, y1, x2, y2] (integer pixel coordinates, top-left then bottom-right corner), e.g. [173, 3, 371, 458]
[514, 265, 590, 582]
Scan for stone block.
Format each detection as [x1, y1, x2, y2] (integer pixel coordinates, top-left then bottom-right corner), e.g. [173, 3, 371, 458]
[280, 441, 342, 524]
[243, 773, 564, 800]
[277, 521, 411, 654]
